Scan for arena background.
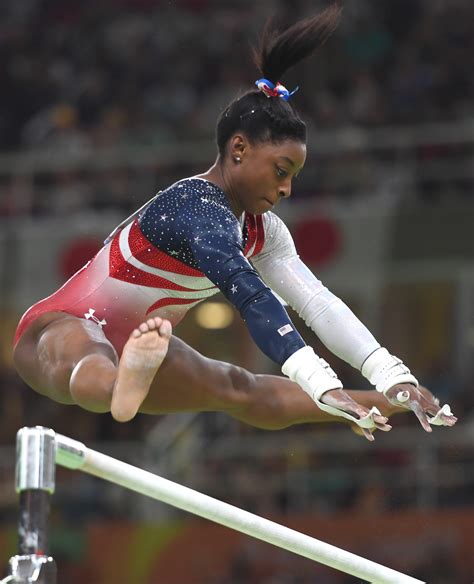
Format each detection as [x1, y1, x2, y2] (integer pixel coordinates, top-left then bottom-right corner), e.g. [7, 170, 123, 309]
[1, 0, 474, 582]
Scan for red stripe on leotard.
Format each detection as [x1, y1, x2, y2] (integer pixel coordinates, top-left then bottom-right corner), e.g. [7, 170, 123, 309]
[253, 214, 265, 256]
[128, 220, 204, 277]
[146, 297, 201, 315]
[243, 214, 257, 256]
[109, 230, 210, 291]
[243, 214, 265, 258]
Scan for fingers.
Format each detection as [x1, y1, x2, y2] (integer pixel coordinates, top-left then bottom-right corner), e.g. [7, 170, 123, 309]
[348, 403, 391, 430]
[435, 413, 458, 427]
[418, 385, 439, 405]
[407, 398, 457, 431]
[386, 384, 458, 431]
[351, 423, 392, 442]
[372, 414, 392, 431]
[361, 428, 375, 442]
[386, 383, 439, 432]
[423, 399, 457, 427]
[409, 398, 432, 432]
[321, 390, 392, 433]
[321, 390, 366, 417]
[350, 424, 375, 441]
[428, 404, 458, 427]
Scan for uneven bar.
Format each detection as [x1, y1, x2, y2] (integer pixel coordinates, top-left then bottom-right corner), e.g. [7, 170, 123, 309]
[7, 427, 58, 584]
[54, 432, 424, 584]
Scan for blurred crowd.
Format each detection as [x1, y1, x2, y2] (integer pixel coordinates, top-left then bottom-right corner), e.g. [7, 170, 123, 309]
[0, 0, 472, 217]
[0, 0, 473, 154]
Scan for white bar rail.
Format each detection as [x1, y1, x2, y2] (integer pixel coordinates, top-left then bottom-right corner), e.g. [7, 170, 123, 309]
[53, 432, 424, 584]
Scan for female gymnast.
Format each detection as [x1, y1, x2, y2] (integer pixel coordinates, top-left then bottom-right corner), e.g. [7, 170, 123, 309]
[12, 4, 456, 441]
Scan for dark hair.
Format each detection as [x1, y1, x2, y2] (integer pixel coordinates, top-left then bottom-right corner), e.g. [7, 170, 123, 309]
[216, 3, 342, 156]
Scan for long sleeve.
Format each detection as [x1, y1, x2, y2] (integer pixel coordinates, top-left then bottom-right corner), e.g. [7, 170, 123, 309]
[251, 212, 381, 369]
[139, 179, 306, 365]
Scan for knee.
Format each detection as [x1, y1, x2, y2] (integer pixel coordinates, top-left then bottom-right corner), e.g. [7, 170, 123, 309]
[219, 367, 290, 430]
[230, 372, 295, 430]
[70, 354, 116, 413]
[13, 339, 74, 404]
[208, 363, 258, 412]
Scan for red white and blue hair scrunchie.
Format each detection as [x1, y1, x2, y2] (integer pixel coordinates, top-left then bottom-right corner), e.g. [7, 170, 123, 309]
[255, 78, 299, 101]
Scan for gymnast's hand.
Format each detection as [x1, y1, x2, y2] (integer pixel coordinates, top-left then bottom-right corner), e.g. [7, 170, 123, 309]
[321, 388, 392, 442]
[384, 383, 457, 432]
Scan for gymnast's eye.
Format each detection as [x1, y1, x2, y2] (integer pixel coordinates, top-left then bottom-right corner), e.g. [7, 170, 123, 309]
[276, 166, 288, 178]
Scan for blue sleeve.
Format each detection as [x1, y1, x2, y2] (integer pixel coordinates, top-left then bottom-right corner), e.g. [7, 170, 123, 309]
[173, 198, 306, 366]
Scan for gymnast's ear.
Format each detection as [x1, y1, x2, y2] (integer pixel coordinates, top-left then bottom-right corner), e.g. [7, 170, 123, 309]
[228, 134, 248, 163]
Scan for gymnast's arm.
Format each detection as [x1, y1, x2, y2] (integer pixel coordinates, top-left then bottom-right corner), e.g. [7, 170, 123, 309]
[177, 218, 308, 367]
[139, 192, 304, 366]
[140, 193, 392, 430]
[250, 212, 380, 371]
[251, 212, 456, 429]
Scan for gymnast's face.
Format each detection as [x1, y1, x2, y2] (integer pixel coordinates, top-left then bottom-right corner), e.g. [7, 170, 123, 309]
[227, 136, 306, 215]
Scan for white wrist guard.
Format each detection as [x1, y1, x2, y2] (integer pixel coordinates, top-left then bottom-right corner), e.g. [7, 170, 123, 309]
[282, 347, 381, 429]
[282, 346, 342, 400]
[361, 348, 418, 395]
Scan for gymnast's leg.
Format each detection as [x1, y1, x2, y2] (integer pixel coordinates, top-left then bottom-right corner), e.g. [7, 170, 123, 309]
[14, 313, 391, 430]
[139, 336, 394, 430]
[13, 312, 171, 421]
[14, 313, 314, 429]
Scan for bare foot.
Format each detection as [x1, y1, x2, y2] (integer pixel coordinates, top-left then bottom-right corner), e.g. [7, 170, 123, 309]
[111, 317, 172, 422]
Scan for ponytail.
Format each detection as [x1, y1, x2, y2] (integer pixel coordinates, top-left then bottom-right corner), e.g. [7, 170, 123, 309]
[216, 3, 342, 155]
[254, 3, 342, 82]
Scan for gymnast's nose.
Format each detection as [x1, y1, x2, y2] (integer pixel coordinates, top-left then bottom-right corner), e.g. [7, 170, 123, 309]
[279, 182, 291, 199]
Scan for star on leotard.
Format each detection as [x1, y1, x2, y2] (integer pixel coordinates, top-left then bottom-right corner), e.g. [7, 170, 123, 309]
[231, 284, 238, 294]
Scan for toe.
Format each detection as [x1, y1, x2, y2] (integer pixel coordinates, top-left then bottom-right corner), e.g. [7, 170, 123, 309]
[159, 319, 172, 339]
[147, 318, 156, 329]
[139, 322, 149, 333]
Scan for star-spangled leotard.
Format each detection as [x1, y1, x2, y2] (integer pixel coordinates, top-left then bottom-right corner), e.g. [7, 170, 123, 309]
[14, 178, 307, 364]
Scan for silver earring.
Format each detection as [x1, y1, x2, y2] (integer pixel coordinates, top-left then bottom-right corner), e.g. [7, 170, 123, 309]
[235, 157, 241, 163]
